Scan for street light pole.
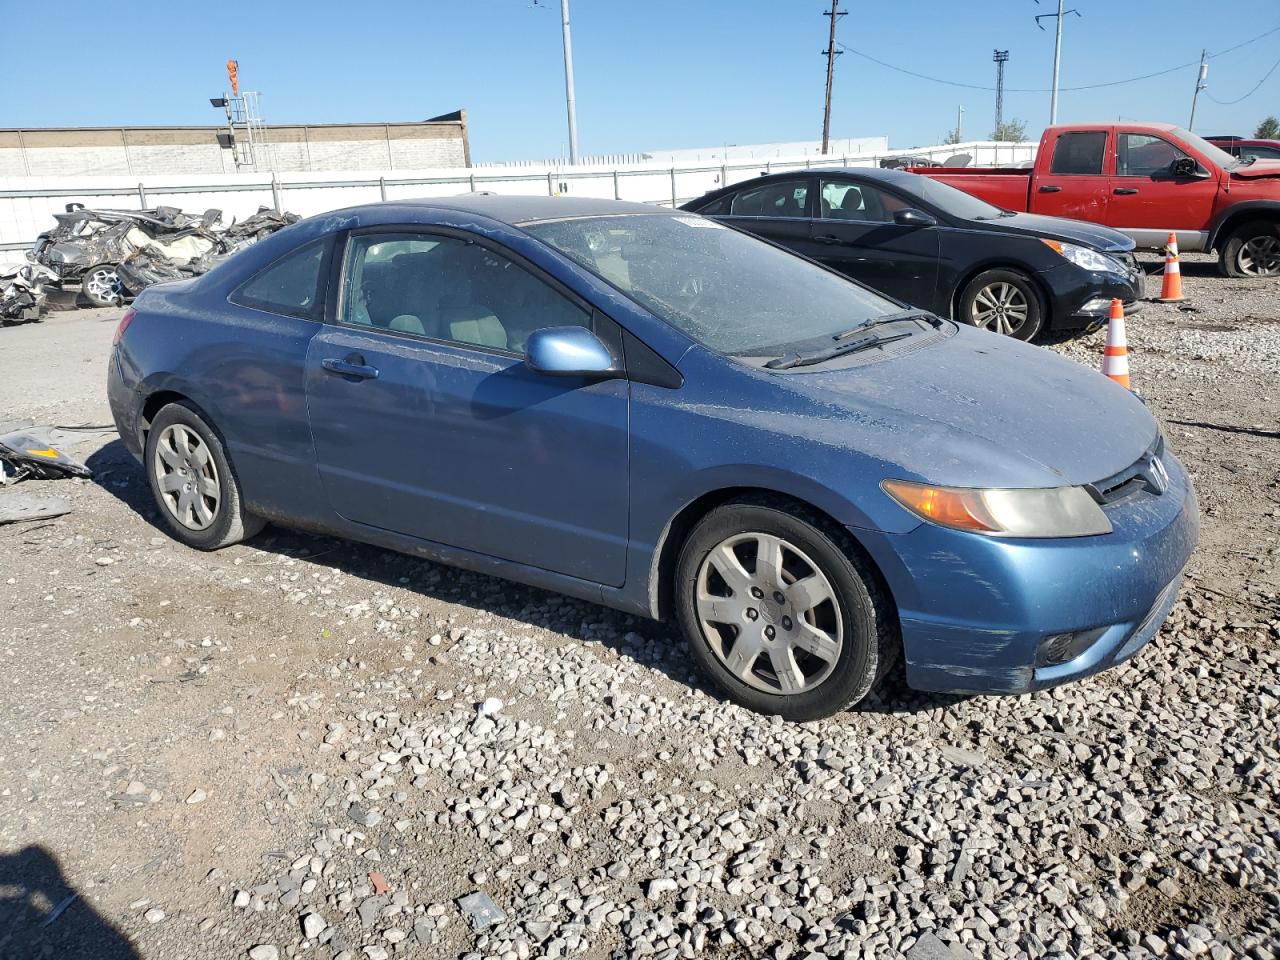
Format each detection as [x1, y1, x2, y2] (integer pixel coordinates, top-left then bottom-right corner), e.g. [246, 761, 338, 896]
[1036, 0, 1079, 125]
[560, 0, 580, 164]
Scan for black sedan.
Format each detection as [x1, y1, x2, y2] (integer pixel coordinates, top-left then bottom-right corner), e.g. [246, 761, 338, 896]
[681, 168, 1144, 341]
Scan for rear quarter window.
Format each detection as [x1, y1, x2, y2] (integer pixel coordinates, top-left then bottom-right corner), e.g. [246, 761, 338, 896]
[230, 238, 329, 321]
[1050, 131, 1107, 175]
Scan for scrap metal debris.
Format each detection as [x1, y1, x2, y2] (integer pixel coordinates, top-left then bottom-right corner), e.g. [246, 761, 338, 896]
[1, 263, 55, 324]
[455, 891, 506, 931]
[29, 203, 299, 305]
[0, 493, 71, 525]
[0, 429, 92, 484]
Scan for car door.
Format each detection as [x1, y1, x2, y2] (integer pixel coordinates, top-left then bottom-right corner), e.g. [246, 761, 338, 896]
[1033, 129, 1111, 222]
[802, 177, 940, 307]
[710, 177, 814, 250]
[304, 227, 629, 586]
[1107, 131, 1220, 240]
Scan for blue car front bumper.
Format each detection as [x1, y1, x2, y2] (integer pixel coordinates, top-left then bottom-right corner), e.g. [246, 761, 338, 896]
[855, 452, 1199, 695]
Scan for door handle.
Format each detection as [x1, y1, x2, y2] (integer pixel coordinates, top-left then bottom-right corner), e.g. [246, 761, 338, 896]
[321, 356, 379, 380]
[1113, 187, 1139, 195]
[1038, 185, 1062, 193]
[814, 234, 842, 244]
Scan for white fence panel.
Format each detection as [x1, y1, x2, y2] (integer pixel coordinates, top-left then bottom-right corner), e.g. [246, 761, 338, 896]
[0, 141, 1039, 253]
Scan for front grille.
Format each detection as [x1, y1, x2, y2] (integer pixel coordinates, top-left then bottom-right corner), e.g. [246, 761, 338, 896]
[1085, 435, 1167, 505]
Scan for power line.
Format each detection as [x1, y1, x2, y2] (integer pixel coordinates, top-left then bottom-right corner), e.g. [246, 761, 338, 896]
[1205, 55, 1280, 105]
[834, 23, 1280, 95]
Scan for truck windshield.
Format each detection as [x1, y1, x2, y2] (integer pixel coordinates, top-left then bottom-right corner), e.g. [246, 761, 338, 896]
[1171, 127, 1241, 169]
[524, 213, 907, 358]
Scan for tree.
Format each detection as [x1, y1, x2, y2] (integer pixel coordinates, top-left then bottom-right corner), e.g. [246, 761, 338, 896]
[991, 118, 1029, 142]
[1256, 116, 1280, 140]
[943, 128, 964, 145]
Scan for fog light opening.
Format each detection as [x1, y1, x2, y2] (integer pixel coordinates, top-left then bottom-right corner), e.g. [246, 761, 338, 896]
[1079, 297, 1113, 316]
[1036, 627, 1108, 667]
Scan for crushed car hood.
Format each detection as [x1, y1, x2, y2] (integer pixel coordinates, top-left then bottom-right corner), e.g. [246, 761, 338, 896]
[778, 324, 1156, 488]
[1230, 160, 1280, 179]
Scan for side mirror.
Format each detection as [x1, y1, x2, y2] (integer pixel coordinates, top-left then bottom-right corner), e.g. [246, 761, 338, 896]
[524, 327, 620, 378]
[1171, 156, 1204, 179]
[893, 208, 938, 228]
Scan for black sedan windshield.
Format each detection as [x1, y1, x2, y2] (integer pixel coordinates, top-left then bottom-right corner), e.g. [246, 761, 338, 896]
[525, 214, 901, 356]
[908, 174, 1009, 220]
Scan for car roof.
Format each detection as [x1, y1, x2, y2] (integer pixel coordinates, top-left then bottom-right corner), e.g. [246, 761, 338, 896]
[726, 166, 928, 189]
[395, 194, 670, 225]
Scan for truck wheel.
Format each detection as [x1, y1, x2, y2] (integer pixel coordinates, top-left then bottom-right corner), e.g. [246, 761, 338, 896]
[1220, 220, 1280, 278]
[81, 264, 123, 307]
[958, 269, 1043, 341]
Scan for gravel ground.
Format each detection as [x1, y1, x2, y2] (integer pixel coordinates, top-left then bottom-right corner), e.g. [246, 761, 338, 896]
[0, 252, 1277, 960]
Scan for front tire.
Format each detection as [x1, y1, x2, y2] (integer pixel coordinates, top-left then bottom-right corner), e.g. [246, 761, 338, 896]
[674, 498, 895, 721]
[145, 402, 264, 550]
[81, 264, 123, 307]
[1219, 220, 1280, 278]
[958, 268, 1044, 341]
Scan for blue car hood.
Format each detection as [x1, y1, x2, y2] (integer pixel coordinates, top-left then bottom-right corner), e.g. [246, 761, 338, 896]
[776, 325, 1156, 488]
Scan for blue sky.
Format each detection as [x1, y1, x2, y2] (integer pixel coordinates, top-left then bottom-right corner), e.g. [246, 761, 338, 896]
[4, 1, 1277, 161]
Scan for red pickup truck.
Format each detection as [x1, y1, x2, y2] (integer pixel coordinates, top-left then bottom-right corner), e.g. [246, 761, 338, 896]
[915, 122, 1280, 278]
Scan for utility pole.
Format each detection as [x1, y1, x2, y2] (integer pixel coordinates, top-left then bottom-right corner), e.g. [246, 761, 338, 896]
[1036, 0, 1080, 124]
[993, 50, 1009, 134]
[820, 0, 845, 155]
[1189, 49, 1208, 131]
[957, 104, 965, 142]
[560, 0, 580, 164]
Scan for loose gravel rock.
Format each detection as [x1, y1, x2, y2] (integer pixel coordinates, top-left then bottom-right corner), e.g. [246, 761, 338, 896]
[0, 259, 1277, 960]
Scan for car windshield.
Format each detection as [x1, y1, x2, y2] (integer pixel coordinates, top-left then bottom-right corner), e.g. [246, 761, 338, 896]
[1171, 127, 1241, 169]
[906, 173, 1010, 220]
[524, 214, 904, 358]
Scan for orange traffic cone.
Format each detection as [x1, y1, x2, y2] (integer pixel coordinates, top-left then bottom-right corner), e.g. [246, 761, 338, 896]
[1102, 298, 1131, 390]
[1158, 232, 1185, 302]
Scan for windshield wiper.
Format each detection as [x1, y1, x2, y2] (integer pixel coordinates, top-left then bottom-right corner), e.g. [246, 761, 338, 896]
[832, 309, 938, 340]
[766, 330, 915, 369]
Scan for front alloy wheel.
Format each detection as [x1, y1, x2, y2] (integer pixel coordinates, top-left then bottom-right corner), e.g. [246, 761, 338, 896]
[696, 532, 843, 695]
[82, 264, 122, 306]
[970, 281, 1030, 335]
[1236, 235, 1280, 277]
[675, 498, 895, 720]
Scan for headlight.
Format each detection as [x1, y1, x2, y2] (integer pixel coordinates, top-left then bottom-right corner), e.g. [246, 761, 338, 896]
[881, 480, 1112, 538]
[1041, 239, 1127, 275]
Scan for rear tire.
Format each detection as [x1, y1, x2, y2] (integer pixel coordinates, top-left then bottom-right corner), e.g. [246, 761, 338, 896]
[958, 268, 1044, 341]
[674, 497, 897, 721]
[145, 402, 264, 550]
[1219, 220, 1280, 278]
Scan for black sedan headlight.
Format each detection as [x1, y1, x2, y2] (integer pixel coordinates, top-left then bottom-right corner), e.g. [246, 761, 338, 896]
[1041, 239, 1128, 275]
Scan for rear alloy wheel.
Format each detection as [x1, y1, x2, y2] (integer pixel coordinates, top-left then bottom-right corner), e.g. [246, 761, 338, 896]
[81, 264, 123, 307]
[145, 402, 264, 550]
[959, 268, 1043, 341]
[674, 499, 895, 720]
[1221, 221, 1280, 278]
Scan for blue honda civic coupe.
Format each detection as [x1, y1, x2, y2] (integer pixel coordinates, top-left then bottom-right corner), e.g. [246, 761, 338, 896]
[107, 196, 1198, 720]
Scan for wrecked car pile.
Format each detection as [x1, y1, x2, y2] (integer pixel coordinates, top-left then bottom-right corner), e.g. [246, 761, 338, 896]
[0, 263, 55, 324]
[29, 203, 299, 306]
[115, 206, 300, 298]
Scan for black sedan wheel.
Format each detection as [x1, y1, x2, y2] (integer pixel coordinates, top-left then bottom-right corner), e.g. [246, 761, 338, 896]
[674, 497, 896, 721]
[959, 268, 1043, 341]
[145, 402, 264, 550]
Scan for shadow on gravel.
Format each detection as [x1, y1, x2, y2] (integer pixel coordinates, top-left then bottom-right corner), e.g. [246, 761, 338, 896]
[1168, 419, 1280, 440]
[86, 439, 957, 719]
[0, 846, 140, 959]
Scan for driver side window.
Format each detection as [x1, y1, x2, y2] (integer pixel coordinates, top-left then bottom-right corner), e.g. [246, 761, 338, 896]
[340, 232, 590, 353]
[1117, 133, 1190, 177]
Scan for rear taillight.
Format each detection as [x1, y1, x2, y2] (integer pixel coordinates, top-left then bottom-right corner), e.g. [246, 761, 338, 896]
[113, 307, 136, 346]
